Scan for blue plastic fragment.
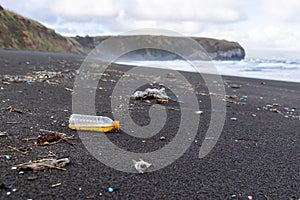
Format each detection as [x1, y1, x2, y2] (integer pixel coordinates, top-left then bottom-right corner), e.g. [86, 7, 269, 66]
[108, 187, 114, 193]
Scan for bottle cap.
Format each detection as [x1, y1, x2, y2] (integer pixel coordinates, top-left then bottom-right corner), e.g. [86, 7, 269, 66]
[113, 121, 120, 130]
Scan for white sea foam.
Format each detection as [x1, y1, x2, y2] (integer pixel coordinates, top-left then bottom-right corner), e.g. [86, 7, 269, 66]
[116, 58, 300, 83]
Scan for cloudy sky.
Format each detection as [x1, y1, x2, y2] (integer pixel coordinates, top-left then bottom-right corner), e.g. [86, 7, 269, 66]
[1, 0, 300, 59]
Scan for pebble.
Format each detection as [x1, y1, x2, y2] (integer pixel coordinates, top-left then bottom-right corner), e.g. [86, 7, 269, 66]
[160, 136, 166, 140]
[230, 117, 237, 121]
[195, 110, 204, 115]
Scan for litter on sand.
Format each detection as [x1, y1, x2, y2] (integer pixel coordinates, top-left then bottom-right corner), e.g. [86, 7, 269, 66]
[132, 88, 169, 101]
[195, 110, 204, 115]
[2, 71, 63, 84]
[0, 131, 7, 137]
[108, 187, 114, 193]
[14, 157, 70, 172]
[51, 182, 62, 188]
[6, 106, 26, 114]
[36, 132, 74, 146]
[133, 159, 152, 174]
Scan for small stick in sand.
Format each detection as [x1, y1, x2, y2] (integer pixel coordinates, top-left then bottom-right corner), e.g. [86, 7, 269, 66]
[8, 146, 27, 154]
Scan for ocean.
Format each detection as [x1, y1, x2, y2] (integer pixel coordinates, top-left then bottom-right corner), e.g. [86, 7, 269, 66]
[116, 58, 300, 83]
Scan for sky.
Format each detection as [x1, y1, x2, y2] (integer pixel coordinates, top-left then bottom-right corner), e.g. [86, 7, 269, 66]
[1, 0, 300, 59]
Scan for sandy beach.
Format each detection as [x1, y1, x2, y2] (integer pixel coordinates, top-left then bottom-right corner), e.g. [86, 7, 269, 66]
[0, 50, 299, 199]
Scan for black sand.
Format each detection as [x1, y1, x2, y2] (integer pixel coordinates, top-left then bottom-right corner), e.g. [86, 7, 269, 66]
[0, 50, 299, 199]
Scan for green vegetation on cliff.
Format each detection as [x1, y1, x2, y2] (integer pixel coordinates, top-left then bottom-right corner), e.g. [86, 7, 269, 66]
[0, 6, 85, 54]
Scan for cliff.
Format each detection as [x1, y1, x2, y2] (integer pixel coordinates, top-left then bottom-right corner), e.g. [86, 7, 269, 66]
[74, 35, 245, 60]
[0, 5, 245, 60]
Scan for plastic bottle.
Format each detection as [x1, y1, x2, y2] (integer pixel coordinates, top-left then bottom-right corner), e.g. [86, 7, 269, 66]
[69, 114, 120, 133]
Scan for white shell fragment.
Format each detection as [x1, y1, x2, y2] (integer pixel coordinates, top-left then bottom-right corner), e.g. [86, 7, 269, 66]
[133, 159, 152, 174]
[195, 110, 204, 115]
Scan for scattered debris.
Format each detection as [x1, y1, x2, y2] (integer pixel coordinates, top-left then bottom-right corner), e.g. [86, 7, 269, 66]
[6, 106, 25, 114]
[108, 187, 114, 193]
[32, 129, 74, 145]
[65, 87, 73, 92]
[155, 98, 169, 104]
[0, 183, 12, 190]
[132, 88, 169, 102]
[2, 81, 10, 85]
[38, 152, 57, 159]
[195, 110, 204, 115]
[8, 146, 28, 154]
[231, 194, 237, 198]
[21, 137, 39, 142]
[51, 182, 61, 188]
[264, 104, 281, 113]
[36, 132, 74, 146]
[160, 136, 166, 140]
[262, 104, 299, 119]
[2, 71, 64, 84]
[133, 159, 152, 174]
[14, 157, 70, 172]
[0, 131, 7, 137]
[224, 95, 247, 105]
[6, 121, 24, 124]
[230, 117, 237, 121]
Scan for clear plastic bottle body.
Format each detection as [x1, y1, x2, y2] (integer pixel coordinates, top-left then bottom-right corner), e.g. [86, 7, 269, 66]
[69, 114, 119, 132]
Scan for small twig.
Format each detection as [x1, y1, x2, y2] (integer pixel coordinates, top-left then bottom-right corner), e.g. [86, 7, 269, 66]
[8, 146, 27, 154]
[14, 158, 69, 171]
[31, 139, 62, 146]
[39, 129, 65, 135]
[51, 182, 62, 188]
[38, 153, 57, 159]
[21, 137, 38, 142]
[39, 164, 66, 171]
[7, 122, 24, 124]
[38, 129, 75, 145]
